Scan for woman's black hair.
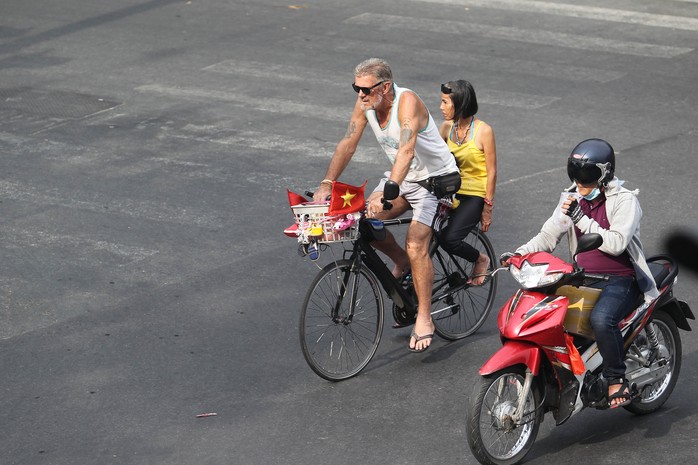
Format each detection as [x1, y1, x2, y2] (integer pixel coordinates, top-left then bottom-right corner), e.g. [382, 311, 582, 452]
[444, 80, 478, 119]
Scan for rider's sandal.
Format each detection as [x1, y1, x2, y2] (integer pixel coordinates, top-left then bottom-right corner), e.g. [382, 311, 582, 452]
[408, 329, 433, 353]
[467, 273, 491, 286]
[607, 378, 632, 409]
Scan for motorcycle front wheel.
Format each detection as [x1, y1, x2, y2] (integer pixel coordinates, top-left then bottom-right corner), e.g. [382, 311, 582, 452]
[466, 367, 543, 465]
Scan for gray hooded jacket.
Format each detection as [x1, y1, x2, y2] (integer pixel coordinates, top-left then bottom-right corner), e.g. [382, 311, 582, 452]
[515, 178, 659, 302]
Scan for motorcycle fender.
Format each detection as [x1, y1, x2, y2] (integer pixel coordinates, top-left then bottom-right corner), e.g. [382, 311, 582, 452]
[479, 341, 542, 376]
[658, 298, 694, 331]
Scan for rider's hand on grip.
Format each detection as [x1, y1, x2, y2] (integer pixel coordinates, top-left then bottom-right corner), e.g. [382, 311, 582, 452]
[380, 180, 399, 212]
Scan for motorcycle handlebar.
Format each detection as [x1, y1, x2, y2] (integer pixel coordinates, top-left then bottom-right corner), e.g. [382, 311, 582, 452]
[584, 273, 610, 282]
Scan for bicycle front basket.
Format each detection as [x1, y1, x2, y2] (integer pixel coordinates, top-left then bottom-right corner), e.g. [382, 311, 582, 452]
[292, 202, 359, 244]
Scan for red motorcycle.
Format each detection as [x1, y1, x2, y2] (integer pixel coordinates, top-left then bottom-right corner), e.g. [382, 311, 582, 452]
[466, 234, 694, 465]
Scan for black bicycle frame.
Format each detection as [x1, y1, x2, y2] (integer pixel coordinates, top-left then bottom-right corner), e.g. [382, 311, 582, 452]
[353, 218, 417, 312]
[331, 216, 475, 320]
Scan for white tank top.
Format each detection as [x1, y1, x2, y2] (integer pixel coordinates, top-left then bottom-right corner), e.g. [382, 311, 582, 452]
[366, 84, 457, 182]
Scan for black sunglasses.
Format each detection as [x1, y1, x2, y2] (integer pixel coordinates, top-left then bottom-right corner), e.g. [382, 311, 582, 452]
[441, 83, 453, 94]
[352, 80, 385, 95]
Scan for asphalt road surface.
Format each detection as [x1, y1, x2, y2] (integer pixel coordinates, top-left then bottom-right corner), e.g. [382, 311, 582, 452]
[1, 1, 697, 464]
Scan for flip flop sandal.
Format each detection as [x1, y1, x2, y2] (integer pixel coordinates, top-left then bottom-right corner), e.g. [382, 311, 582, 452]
[409, 329, 434, 353]
[467, 272, 491, 286]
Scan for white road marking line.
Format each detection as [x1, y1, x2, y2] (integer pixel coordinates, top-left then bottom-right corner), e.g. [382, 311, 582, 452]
[345, 13, 693, 58]
[173, 125, 385, 164]
[135, 84, 347, 121]
[2, 227, 159, 263]
[476, 89, 558, 109]
[416, 0, 698, 31]
[0, 180, 224, 229]
[204, 59, 561, 109]
[498, 166, 566, 186]
[279, 37, 625, 83]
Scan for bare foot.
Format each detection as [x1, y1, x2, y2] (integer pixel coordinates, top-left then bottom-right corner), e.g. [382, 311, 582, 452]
[409, 316, 435, 352]
[392, 261, 411, 279]
[468, 253, 490, 286]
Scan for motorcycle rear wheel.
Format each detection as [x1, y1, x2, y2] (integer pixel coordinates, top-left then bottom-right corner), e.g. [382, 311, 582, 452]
[466, 367, 543, 465]
[625, 311, 681, 414]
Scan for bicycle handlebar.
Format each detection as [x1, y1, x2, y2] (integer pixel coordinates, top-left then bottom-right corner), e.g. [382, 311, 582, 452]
[305, 189, 395, 213]
[381, 197, 393, 211]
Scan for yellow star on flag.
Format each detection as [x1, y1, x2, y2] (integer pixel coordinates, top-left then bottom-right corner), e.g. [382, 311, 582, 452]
[341, 189, 356, 208]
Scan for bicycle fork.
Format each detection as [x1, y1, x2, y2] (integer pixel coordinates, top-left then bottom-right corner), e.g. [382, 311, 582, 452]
[332, 252, 364, 325]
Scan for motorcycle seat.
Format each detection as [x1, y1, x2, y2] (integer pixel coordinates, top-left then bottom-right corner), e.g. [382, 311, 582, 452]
[646, 254, 678, 290]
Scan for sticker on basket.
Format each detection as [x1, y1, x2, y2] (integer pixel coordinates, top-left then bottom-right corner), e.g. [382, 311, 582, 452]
[333, 213, 356, 231]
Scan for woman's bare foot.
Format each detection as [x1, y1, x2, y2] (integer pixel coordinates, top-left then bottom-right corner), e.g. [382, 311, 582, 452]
[468, 253, 490, 286]
[392, 260, 411, 279]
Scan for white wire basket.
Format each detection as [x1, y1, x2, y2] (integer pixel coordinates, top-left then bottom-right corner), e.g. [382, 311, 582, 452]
[292, 202, 360, 243]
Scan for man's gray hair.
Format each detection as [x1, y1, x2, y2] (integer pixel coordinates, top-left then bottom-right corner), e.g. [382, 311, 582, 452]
[354, 58, 393, 82]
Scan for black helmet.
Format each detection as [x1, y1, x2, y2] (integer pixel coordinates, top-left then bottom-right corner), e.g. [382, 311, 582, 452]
[567, 138, 615, 187]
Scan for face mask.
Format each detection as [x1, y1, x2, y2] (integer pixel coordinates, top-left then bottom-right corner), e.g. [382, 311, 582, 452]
[582, 188, 601, 201]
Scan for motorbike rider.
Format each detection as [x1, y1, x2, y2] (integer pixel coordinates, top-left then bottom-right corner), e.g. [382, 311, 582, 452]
[503, 138, 659, 408]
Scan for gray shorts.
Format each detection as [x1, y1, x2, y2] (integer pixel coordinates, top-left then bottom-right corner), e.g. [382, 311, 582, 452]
[373, 175, 439, 228]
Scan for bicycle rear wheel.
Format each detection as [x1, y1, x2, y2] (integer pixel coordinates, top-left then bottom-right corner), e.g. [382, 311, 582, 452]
[299, 259, 384, 381]
[431, 229, 497, 340]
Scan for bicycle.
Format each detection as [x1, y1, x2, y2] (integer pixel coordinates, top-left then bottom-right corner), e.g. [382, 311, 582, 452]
[292, 189, 498, 381]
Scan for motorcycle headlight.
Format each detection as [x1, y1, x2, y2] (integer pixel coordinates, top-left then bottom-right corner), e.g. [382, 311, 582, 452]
[510, 261, 564, 289]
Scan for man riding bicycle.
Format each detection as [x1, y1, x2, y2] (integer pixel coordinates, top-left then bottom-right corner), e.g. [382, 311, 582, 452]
[313, 58, 458, 353]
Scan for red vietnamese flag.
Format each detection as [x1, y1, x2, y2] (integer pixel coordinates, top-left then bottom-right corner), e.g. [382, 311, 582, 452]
[284, 189, 307, 238]
[328, 181, 367, 215]
[287, 189, 308, 210]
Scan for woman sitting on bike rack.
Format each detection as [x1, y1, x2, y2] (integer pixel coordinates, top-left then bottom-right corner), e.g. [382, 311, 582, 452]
[438, 80, 497, 286]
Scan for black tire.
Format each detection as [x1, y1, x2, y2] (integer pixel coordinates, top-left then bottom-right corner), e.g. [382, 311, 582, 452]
[299, 259, 384, 381]
[624, 311, 682, 414]
[432, 229, 497, 340]
[466, 367, 542, 465]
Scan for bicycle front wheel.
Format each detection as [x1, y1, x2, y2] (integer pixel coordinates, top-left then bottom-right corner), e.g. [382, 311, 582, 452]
[299, 259, 384, 381]
[431, 229, 497, 340]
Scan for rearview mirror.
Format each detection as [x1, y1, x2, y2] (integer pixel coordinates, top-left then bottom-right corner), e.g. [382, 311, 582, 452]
[383, 180, 400, 201]
[575, 233, 603, 256]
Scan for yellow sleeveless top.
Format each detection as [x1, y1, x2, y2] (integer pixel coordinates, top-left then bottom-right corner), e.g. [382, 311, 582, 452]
[447, 120, 487, 197]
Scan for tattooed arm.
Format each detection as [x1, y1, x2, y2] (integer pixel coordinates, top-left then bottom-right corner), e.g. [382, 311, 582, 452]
[314, 100, 368, 201]
[389, 91, 426, 185]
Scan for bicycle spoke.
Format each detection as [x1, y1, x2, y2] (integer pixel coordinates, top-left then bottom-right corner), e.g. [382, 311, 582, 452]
[300, 260, 383, 381]
[431, 229, 497, 340]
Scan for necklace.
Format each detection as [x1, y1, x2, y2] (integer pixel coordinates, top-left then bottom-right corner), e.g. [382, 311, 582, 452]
[453, 117, 473, 146]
